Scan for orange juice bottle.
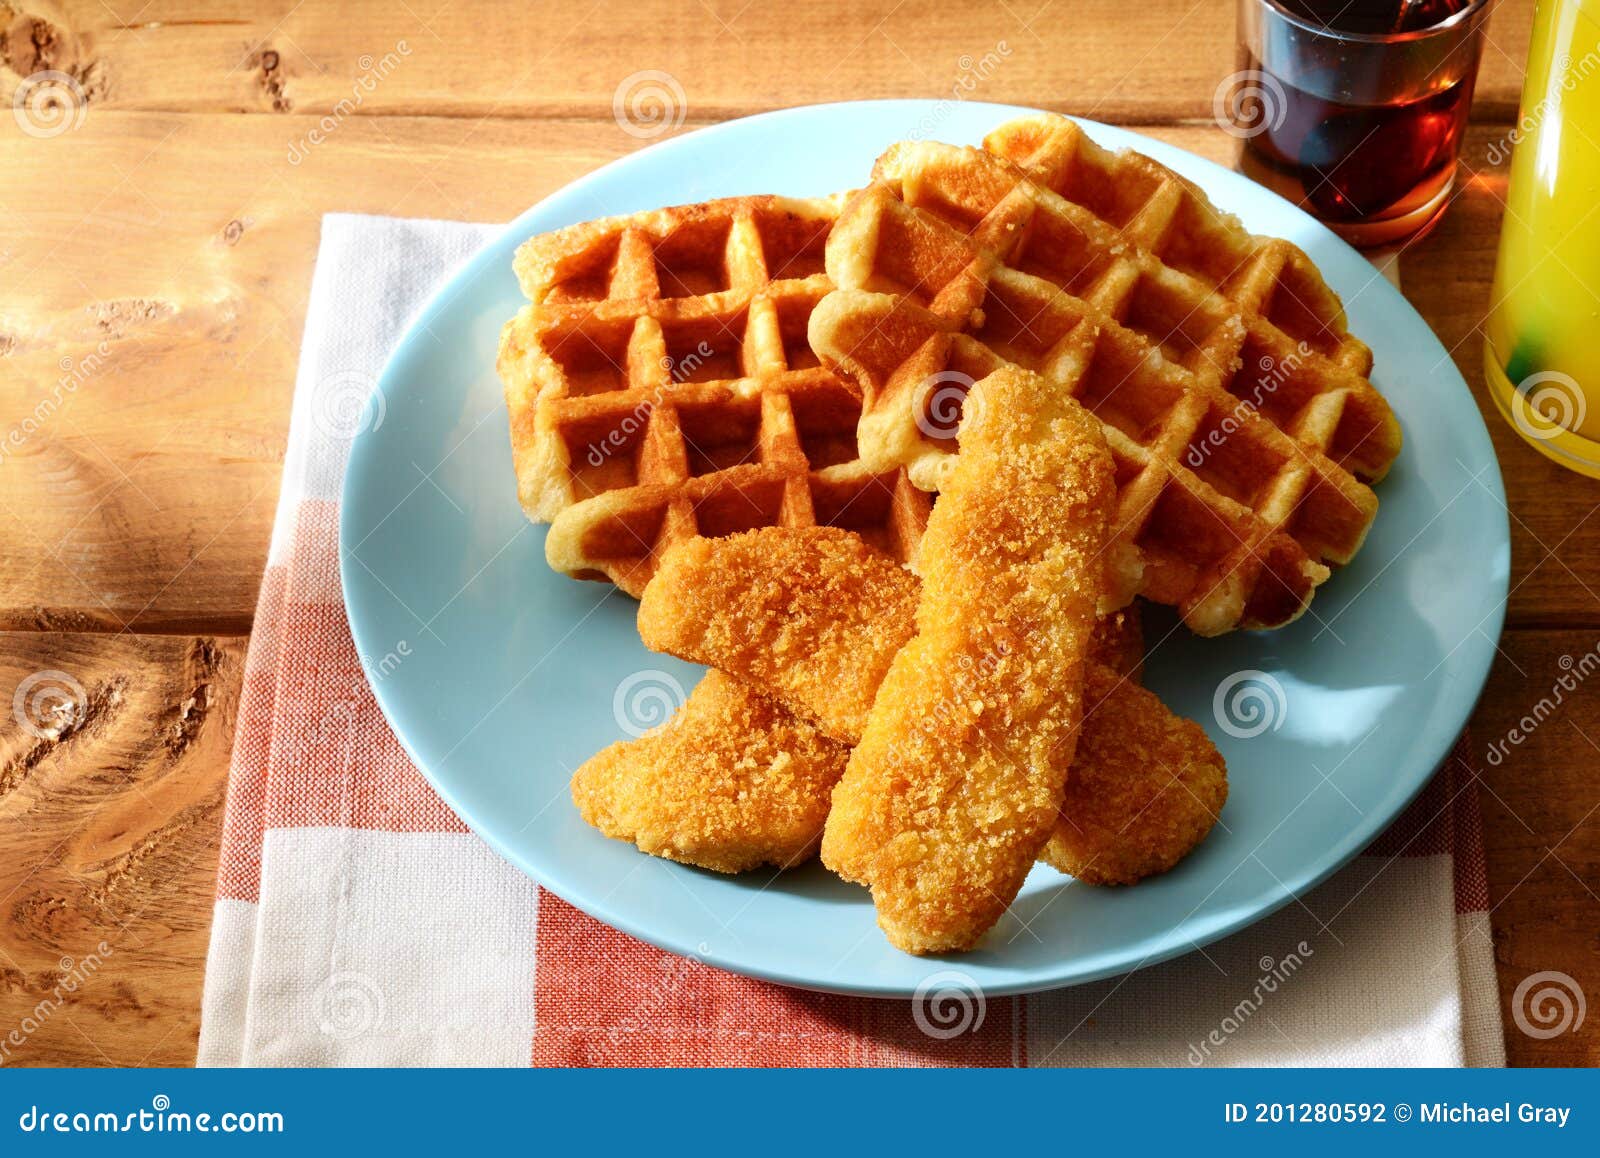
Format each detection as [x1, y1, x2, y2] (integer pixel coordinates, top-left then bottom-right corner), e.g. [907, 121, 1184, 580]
[1484, 0, 1600, 475]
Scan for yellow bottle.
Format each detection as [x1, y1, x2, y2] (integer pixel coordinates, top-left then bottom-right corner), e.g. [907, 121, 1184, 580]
[1484, 0, 1600, 475]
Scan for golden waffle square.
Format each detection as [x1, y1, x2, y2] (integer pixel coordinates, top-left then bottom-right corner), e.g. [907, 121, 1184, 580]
[497, 194, 931, 597]
[809, 113, 1402, 635]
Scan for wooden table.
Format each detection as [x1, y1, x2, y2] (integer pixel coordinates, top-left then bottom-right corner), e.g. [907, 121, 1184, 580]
[1, 0, 1594, 1068]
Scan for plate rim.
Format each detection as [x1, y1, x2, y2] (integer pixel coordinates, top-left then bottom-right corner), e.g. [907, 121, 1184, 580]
[339, 99, 1510, 997]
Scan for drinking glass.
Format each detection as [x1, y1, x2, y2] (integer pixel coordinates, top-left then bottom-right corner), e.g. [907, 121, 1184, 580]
[1483, 0, 1600, 476]
[1223, 0, 1494, 247]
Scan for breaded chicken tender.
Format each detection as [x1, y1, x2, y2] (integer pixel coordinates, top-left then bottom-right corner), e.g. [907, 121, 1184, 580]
[822, 367, 1115, 954]
[639, 526, 1225, 889]
[1045, 665, 1228, 885]
[640, 528, 1141, 737]
[571, 670, 848, 873]
[638, 528, 915, 743]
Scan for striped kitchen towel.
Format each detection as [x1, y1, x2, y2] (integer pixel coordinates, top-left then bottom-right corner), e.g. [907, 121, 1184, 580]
[198, 214, 1505, 1067]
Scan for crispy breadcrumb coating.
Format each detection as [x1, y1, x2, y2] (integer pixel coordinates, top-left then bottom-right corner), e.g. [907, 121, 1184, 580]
[640, 527, 1224, 891]
[1089, 606, 1144, 682]
[640, 529, 1140, 731]
[821, 368, 1114, 954]
[571, 670, 848, 874]
[1044, 665, 1228, 884]
[638, 527, 916, 742]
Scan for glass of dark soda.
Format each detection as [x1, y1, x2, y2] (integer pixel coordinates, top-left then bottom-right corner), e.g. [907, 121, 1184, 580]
[1222, 0, 1494, 247]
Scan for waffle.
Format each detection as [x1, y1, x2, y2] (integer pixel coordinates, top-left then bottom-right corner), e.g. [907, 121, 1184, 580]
[498, 194, 932, 597]
[809, 114, 1401, 635]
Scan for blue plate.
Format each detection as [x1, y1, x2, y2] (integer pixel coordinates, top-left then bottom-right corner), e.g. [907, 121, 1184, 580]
[341, 101, 1509, 996]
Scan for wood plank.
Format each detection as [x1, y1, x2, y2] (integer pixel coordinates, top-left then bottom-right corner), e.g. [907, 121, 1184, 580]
[1473, 629, 1600, 1067]
[0, 631, 245, 1067]
[5, 114, 1590, 630]
[0, 0, 1534, 123]
[0, 114, 632, 632]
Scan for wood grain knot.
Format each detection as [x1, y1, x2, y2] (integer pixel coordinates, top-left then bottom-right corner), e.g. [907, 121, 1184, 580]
[160, 638, 224, 760]
[0, 8, 106, 102]
[89, 297, 177, 340]
[1, 674, 124, 799]
[251, 46, 291, 113]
